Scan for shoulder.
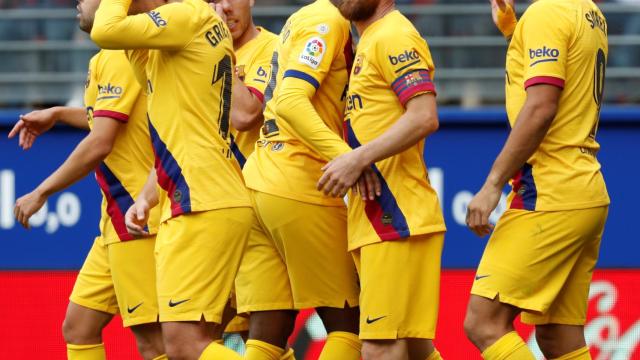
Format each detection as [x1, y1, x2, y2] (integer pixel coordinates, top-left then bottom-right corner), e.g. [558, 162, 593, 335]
[522, 0, 576, 22]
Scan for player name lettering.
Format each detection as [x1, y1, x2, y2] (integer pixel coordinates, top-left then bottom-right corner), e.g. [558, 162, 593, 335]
[388, 49, 419, 65]
[585, 10, 607, 33]
[205, 21, 230, 48]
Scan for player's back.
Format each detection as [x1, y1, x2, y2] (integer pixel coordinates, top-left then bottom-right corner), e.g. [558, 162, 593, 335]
[140, 0, 250, 220]
[243, 0, 352, 206]
[505, 0, 609, 211]
[85, 49, 160, 242]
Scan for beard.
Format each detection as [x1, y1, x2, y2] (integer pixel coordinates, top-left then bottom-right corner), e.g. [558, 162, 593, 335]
[332, 0, 379, 22]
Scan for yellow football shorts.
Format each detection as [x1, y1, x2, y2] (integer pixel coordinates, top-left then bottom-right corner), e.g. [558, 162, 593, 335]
[352, 232, 444, 340]
[70, 236, 159, 327]
[235, 190, 359, 313]
[471, 206, 608, 325]
[155, 207, 253, 323]
[225, 315, 249, 333]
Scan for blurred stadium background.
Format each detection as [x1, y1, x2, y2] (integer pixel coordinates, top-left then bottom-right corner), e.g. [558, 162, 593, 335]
[0, 1, 639, 358]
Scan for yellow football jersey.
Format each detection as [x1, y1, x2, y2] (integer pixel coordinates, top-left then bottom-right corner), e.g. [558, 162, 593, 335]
[231, 27, 278, 168]
[242, 0, 353, 206]
[92, 0, 251, 222]
[84, 50, 159, 244]
[505, 0, 609, 211]
[344, 10, 446, 250]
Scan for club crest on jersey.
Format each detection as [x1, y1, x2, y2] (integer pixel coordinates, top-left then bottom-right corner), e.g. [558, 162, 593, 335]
[299, 37, 326, 69]
[353, 54, 365, 75]
[404, 72, 423, 87]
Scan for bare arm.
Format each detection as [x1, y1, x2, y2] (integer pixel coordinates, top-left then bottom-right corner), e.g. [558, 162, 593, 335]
[351, 94, 438, 166]
[8, 107, 89, 150]
[317, 93, 438, 198]
[14, 116, 122, 228]
[231, 72, 264, 132]
[466, 84, 560, 236]
[125, 169, 159, 236]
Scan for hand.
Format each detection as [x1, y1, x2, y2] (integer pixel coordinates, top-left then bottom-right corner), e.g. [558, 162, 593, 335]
[8, 108, 58, 150]
[466, 183, 502, 237]
[211, 2, 226, 22]
[490, 0, 517, 39]
[125, 199, 151, 237]
[318, 150, 380, 198]
[14, 189, 47, 229]
[354, 167, 382, 201]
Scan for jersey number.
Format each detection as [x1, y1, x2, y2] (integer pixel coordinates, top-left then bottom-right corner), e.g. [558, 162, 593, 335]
[213, 55, 233, 140]
[590, 48, 606, 139]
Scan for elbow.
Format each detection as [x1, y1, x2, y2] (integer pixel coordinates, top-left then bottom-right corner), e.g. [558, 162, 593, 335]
[88, 136, 114, 161]
[90, 25, 117, 49]
[416, 113, 439, 138]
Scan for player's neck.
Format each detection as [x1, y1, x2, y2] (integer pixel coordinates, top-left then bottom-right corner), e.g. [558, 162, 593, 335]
[354, 2, 395, 36]
[234, 23, 260, 51]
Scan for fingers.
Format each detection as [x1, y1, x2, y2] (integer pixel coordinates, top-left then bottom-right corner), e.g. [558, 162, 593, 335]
[125, 205, 147, 236]
[466, 206, 493, 237]
[8, 120, 24, 139]
[14, 204, 30, 229]
[494, 0, 507, 11]
[317, 172, 330, 192]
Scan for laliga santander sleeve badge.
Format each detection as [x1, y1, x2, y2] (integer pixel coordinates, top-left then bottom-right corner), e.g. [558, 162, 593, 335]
[299, 37, 326, 70]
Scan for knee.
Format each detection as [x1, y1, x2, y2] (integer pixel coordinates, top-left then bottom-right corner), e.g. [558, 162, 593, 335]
[134, 332, 165, 360]
[361, 340, 402, 360]
[463, 308, 500, 349]
[249, 311, 297, 348]
[62, 317, 102, 345]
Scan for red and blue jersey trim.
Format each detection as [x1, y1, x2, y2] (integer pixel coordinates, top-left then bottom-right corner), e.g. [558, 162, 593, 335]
[95, 162, 141, 241]
[283, 70, 320, 90]
[391, 69, 435, 106]
[510, 163, 537, 210]
[229, 133, 246, 169]
[344, 120, 411, 241]
[147, 117, 191, 217]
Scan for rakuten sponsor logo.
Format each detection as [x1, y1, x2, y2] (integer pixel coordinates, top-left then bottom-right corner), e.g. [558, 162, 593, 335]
[0, 170, 82, 233]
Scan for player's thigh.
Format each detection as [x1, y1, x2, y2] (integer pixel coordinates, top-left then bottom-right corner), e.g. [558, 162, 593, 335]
[108, 236, 159, 328]
[69, 236, 119, 315]
[471, 208, 606, 315]
[357, 233, 444, 340]
[522, 206, 608, 325]
[155, 208, 253, 323]
[253, 191, 359, 309]
[235, 209, 294, 313]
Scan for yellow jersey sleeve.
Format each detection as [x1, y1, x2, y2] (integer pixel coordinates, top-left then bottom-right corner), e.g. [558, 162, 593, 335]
[521, 2, 573, 89]
[282, 16, 348, 90]
[125, 49, 149, 89]
[375, 31, 436, 106]
[93, 51, 142, 122]
[92, 0, 201, 50]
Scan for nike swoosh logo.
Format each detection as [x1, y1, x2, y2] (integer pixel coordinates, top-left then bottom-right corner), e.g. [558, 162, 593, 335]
[366, 315, 386, 324]
[475, 275, 491, 280]
[168, 299, 190, 307]
[127, 302, 143, 314]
